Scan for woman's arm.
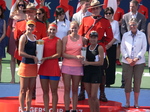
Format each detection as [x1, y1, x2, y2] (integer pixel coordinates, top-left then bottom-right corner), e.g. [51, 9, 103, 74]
[0, 20, 6, 42]
[82, 36, 88, 46]
[83, 46, 104, 66]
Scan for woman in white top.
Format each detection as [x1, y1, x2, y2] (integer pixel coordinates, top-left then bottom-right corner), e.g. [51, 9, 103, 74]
[104, 7, 120, 87]
[121, 18, 147, 108]
[53, 7, 70, 40]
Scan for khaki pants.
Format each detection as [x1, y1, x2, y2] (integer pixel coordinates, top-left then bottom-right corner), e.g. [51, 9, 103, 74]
[122, 63, 145, 93]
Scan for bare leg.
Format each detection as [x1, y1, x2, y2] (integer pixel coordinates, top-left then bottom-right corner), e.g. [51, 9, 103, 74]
[50, 80, 59, 112]
[91, 84, 100, 112]
[125, 92, 130, 106]
[40, 79, 49, 112]
[10, 56, 16, 83]
[26, 77, 36, 111]
[72, 75, 81, 110]
[19, 77, 29, 111]
[134, 92, 139, 107]
[63, 74, 71, 111]
[84, 82, 92, 111]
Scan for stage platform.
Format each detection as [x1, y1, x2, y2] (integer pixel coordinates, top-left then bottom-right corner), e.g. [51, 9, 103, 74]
[0, 97, 150, 112]
[0, 96, 122, 112]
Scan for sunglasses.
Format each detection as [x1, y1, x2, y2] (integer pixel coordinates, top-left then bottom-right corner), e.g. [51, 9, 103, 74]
[59, 13, 65, 16]
[105, 13, 112, 15]
[18, 4, 25, 7]
[36, 13, 42, 15]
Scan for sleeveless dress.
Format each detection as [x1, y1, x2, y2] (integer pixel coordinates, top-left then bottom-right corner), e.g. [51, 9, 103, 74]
[18, 35, 37, 77]
[61, 35, 83, 76]
[38, 37, 61, 77]
[82, 44, 102, 83]
[0, 19, 5, 58]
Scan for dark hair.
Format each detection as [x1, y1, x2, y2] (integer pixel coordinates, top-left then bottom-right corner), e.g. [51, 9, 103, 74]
[89, 31, 98, 37]
[36, 8, 47, 22]
[104, 7, 114, 15]
[55, 7, 65, 24]
[0, 6, 4, 19]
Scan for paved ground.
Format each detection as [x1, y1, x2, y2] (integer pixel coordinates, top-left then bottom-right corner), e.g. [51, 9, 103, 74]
[0, 83, 150, 107]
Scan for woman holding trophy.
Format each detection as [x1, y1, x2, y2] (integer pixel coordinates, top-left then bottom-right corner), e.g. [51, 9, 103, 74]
[18, 20, 38, 112]
[82, 31, 104, 112]
[61, 21, 86, 112]
[38, 23, 62, 112]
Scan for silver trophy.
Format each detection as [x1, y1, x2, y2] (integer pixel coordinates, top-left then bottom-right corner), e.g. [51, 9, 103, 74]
[36, 39, 44, 64]
[81, 47, 87, 61]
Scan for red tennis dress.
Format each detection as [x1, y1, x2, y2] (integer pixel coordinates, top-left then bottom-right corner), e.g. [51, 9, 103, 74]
[38, 36, 61, 76]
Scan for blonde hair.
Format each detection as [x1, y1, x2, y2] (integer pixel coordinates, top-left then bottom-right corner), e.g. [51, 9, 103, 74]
[70, 21, 79, 27]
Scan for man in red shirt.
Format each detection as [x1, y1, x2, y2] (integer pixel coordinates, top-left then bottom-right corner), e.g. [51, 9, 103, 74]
[78, 0, 113, 102]
[137, 0, 148, 19]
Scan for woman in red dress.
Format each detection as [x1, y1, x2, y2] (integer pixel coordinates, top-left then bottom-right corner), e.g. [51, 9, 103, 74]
[38, 23, 62, 112]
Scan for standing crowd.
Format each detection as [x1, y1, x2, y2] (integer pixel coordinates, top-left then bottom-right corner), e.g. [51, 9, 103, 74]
[0, 0, 149, 112]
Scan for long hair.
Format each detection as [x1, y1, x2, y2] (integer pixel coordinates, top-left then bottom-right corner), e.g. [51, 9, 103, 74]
[36, 8, 47, 23]
[0, 6, 4, 19]
[12, 0, 26, 15]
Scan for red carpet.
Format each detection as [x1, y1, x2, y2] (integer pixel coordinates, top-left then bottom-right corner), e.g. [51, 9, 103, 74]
[0, 97, 150, 112]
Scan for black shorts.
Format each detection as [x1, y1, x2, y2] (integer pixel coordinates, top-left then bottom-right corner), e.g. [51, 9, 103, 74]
[82, 66, 102, 83]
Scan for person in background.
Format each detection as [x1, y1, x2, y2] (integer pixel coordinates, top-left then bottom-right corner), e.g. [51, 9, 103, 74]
[136, 0, 148, 19]
[7, 0, 26, 83]
[18, 20, 38, 112]
[104, 7, 120, 87]
[56, 0, 74, 21]
[120, 0, 146, 88]
[36, 0, 50, 19]
[82, 30, 104, 112]
[121, 0, 146, 35]
[121, 18, 147, 108]
[38, 23, 62, 112]
[62, 21, 86, 112]
[0, 6, 6, 82]
[114, 0, 124, 66]
[78, 0, 113, 102]
[72, 0, 91, 25]
[36, 8, 49, 29]
[14, 2, 47, 64]
[147, 23, 150, 68]
[0, 0, 6, 11]
[53, 7, 70, 40]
